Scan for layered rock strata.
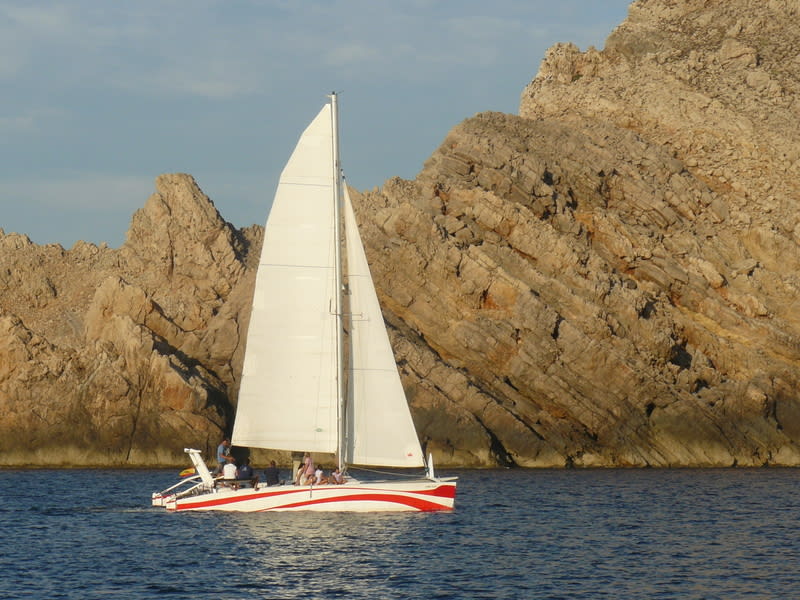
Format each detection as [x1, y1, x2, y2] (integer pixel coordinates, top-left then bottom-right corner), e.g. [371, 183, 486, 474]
[354, 0, 800, 467]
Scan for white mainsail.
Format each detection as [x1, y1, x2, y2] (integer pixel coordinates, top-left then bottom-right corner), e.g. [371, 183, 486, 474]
[343, 188, 424, 467]
[232, 97, 423, 468]
[232, 105, 339, 454]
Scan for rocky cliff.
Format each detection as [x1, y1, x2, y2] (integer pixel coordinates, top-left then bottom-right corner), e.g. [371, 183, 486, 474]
[2, 0, 800, 467]
[0, 174, 260, 465]
[355, 0, 800, 467]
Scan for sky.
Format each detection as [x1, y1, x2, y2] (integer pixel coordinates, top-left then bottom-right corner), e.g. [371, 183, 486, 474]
[0, 0, 632, 248]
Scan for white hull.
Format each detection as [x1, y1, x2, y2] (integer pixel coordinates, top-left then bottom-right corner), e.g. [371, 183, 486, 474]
[161, 478, 456, 513]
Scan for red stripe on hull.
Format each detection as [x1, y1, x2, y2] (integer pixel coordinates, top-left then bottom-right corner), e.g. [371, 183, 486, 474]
[258, 492, 449, 512]
[414, 485, 457, 499]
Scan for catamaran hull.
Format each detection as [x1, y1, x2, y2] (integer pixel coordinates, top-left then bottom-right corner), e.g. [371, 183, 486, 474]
[164, 479, 456, 513]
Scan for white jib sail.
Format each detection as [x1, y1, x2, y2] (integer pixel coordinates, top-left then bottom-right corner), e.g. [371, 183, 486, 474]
[232, 105, 339, 454]
[343, 187, 425, 467]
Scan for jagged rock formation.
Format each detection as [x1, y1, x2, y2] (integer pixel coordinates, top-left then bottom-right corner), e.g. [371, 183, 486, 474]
[0, 174, 260, 466]
[2, 0, 800, 467]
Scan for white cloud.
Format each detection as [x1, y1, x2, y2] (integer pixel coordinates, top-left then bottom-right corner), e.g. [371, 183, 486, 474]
[110, 58, 261, 100]
[0, 174, 153, 211]
[2, 3, 73, 33]
[325, 42, 382, 68]
[0, 114, 35, 133]
[0, 1, 268, 99]
[0, 107, 65, 134]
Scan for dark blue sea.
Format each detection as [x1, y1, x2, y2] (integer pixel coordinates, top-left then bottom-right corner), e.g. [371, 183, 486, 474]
[1, 468, 797, 599]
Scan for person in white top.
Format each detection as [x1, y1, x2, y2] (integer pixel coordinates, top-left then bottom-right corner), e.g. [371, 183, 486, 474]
[314, 467, 327, 485]
[221, 457, 239, 488]
[329, 466, 345, 485]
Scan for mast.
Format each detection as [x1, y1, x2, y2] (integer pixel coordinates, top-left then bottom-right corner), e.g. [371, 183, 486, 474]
[330, 92, 346, 473]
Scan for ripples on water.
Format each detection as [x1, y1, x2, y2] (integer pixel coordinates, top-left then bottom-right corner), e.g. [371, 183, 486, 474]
[1, 468, 797, 599]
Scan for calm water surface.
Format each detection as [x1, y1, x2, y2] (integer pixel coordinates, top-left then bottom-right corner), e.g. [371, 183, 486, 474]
[1, 468, 797, 599]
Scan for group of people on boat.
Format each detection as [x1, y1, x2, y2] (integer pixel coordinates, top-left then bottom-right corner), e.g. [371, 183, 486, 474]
[214, 438, 266, 489]
[213, 439, 345, 490]
[295, 452, 346, 486]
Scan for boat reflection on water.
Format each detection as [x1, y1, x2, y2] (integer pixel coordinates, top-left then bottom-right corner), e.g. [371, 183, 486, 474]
[206, 509, 428, 597]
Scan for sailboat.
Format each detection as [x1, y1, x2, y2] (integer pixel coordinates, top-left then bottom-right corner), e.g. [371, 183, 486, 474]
[152, 93, 457, 512]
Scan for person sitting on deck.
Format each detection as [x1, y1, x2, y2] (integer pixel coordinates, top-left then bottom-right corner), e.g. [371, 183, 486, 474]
[237, 458, 259, 489]
[296, 452, 314, 485]
[220, 456, 239, 489]
[314, 466, 328, 485]
[263, 460, 281, 486]
[329, 466, 346, 485]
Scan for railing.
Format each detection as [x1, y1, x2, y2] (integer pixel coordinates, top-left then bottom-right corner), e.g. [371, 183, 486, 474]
[154, 475, 213, 501]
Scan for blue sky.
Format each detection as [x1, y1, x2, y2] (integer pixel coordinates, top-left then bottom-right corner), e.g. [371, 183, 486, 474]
[0, 0, 631, 248]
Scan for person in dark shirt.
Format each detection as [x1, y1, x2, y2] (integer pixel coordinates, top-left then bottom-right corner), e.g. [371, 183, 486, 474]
[236, 458, 259, 489]
[263, 460, 281, 486]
